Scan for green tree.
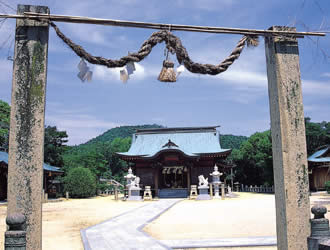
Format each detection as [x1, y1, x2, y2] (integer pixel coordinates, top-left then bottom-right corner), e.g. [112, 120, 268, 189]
[0, 100, 10, 151]
[64, 167, 96, 198]
[108, 137, 131, 178]
[233, 130, 273, 186]
[305, 117, 330, 155]
[44, 126, 68, 168]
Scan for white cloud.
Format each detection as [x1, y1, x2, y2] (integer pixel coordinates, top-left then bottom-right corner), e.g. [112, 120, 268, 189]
[218, 70, 267, 89]
[302, 79, 330, 95]
[322, 72, 330, 78]
[93, 62, 147, 82]
[176, 0, 236, 11]
[46, 109, 124, 145]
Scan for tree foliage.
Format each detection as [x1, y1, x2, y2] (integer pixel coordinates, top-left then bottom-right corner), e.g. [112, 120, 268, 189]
[305, 117, 330, 155]
[62, 136, 132, 186]
[220, 134, 248, 150]
[64, 167, 96, 198]
[0, 100, 10, 151]
[232, 131, 273, 186]
[44, 126, 68, 168]
[86, 124, 162, 145]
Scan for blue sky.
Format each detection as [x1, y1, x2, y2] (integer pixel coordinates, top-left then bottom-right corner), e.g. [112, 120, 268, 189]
[0, 0, 330, 145]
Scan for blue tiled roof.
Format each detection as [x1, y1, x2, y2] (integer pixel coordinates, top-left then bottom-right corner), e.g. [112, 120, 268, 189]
[308, 146, 330, 163]
[0, 151, 63, 172]
[117, 126, 231, 158]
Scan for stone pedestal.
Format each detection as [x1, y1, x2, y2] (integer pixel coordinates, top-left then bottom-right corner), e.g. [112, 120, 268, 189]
[308, 205, 330, 250]
[127, 187, 142, 201]
[5, 213, 26, 250]
[196, 186, 211, 200]
[143, 186, 152, 201]
[190, 185, 198, 199]
[213, 183, 220, 199]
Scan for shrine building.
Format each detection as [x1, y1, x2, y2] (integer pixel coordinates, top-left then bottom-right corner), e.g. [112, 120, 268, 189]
[116, 126, 232, 198]
[0, 151, 64, 200]
[308, 145, 330, 191]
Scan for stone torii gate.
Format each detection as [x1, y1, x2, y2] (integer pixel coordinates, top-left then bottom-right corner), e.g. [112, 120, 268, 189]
[5, 4, 311, 250]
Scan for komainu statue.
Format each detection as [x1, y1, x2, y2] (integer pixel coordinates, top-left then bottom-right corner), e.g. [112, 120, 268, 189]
[130, 176, 140, 188]
[198, 175, 209, 187]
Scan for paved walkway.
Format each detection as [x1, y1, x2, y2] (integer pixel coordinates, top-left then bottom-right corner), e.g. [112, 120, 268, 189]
[161, 236, 277, 248]
[81, 198, 277, 250]
[81, 199, 180, 250]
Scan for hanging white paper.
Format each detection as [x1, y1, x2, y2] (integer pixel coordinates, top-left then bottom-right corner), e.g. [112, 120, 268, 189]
[176, 64, 185, 78]
[120, 68, 129, 83]
[126, 61, 136, 76]
[77, 58, 93, 82]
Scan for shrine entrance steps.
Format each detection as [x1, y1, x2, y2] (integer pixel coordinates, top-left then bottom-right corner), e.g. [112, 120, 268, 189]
[158, 188, 188, 198]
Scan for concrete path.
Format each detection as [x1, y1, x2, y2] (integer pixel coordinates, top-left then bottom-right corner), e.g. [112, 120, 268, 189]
[160, 236, 277, 248]
[81, 199, 180, 250]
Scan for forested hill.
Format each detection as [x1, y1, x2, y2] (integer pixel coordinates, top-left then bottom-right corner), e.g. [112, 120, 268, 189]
[82, 125, 247, 150]
[69, 125, 247, 151]
[85, 124, 163, 145]
[220, 134, 248, 150]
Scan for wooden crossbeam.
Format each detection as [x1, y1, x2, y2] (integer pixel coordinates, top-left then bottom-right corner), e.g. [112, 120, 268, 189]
[0, 12, 326, 37]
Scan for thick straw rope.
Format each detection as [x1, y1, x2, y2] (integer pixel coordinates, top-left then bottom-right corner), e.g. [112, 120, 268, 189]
[50, 22, 259, 75]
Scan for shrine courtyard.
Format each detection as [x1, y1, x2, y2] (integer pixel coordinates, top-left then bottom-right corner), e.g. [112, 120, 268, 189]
[0, 192, 328, 250]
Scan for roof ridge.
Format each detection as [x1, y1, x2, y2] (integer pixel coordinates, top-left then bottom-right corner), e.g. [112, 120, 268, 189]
[136, 126, 220, 134]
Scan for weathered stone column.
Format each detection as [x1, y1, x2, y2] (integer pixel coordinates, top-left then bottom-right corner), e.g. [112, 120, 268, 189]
[7, 5, 49, 250]
[265, 26, 310, 250]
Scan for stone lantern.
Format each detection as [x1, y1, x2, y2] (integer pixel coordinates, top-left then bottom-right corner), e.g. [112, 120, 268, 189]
[210, 165, 223, 199]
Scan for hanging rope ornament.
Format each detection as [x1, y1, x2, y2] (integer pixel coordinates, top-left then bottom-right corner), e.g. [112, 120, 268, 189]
[158, 60, 176, 82]
[158, 26, 176, 82]
[50, 22, 259, 79]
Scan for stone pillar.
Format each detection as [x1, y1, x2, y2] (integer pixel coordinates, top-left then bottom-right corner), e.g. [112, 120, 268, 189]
[209, 183, 213, 197]
[7, 5, 49, 250]
[65, 192, 69, 200]
[221, 183, 225, 200]
[187, 166, 191, 194]
[154, 166, 159, 198]
[114, 186, 118, 201]
[265, 26, 310, 250]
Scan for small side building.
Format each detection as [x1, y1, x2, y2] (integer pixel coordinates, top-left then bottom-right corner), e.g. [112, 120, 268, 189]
[116, 126, 232, 198]
[308, 145, 330, 191]
[0, 151, 64, 200]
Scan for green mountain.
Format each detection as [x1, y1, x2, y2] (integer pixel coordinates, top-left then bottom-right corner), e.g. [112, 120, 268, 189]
[85, 124, 163, 145]
[220, 134, 248, 150]
[66, 124, 247, 154]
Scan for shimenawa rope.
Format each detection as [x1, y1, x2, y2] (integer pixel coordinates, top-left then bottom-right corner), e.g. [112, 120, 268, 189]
[50, 22, 259, 75]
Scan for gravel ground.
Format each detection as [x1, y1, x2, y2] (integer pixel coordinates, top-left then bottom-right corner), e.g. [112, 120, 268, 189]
[0, 195, 145, 250]
[144, 193, 277, 240]
[1, 192, 329, 250]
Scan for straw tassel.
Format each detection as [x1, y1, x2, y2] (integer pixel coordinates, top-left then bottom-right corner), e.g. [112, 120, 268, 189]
[158, 60, 176, 82]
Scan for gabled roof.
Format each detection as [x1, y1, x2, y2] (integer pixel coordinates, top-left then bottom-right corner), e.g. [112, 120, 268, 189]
[0, 151, 63, 173]
[308, 146, 330, 163]
[117, 126, 231, 160]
